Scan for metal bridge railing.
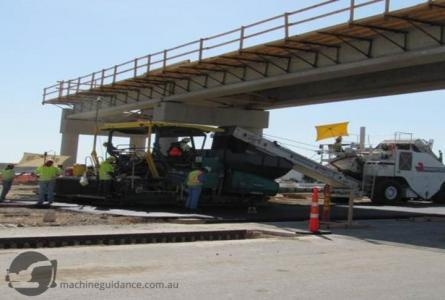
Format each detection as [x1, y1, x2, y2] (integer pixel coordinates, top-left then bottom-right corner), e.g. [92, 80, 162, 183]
[42, 0, 433, 103]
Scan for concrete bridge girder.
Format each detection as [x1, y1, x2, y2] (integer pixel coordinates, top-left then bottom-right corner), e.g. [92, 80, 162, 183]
[70, 19, 445, 120]
[260, 59, 445, 108]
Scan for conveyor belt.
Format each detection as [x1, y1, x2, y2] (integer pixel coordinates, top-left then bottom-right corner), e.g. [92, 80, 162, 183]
[232, 127, 360, 189]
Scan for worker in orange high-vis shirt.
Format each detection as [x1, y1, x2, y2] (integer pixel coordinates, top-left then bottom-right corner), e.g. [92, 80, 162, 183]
[35, 160, 62, 205]
[185, 166, 209, 211]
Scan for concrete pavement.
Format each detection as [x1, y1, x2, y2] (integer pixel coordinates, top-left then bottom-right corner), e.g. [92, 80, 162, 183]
[1, 219, 445, 299]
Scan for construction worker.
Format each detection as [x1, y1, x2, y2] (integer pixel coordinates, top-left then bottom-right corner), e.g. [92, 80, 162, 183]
[0, 164, 15, 201]
[35, 160, 62, 205]
[333, 136, 344, 153]
[168, 142, 183, 157]
[99, 156, 115, 196]
[185, 166, 209, 211]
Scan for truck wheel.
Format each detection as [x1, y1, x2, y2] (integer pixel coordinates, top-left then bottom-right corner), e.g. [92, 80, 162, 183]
[432, 184, 445, 204]
[372, 180, 402, 204]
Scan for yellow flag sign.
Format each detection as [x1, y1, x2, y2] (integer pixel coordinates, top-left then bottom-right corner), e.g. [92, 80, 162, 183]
[315, 122, 349, 141]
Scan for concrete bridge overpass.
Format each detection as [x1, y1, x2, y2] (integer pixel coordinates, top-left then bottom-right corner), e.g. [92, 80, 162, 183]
[42, 0, 445, 163]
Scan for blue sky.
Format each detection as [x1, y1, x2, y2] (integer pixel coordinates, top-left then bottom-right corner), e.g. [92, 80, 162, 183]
[0, 0, 442, 163]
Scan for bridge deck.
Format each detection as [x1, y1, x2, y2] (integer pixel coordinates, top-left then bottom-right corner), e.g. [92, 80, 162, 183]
[43, 0, 445, 115]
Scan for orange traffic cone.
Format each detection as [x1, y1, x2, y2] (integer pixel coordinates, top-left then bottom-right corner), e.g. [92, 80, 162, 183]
[309, 187, 320, 233]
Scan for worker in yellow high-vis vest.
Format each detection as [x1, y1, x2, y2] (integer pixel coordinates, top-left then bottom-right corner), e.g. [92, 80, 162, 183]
[99, 156, 116, 196]
[0, 164, 15, 201]
[333, 136, 344, 153]
[35, 160, 62, 205]
[185, 166, 209, 211]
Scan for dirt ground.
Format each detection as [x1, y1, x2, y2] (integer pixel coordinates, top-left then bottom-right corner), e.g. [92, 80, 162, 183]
[0, 207, 160, 228]
[0, 185, 160, 228]
[0, 185, 350, 228]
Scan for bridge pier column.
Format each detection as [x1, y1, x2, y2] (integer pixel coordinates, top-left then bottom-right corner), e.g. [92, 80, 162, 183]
[60, 132, 79, 167]
[130, 136, 146, 150]
[60, 109, 100, 166]
[158, 138, 177, 155]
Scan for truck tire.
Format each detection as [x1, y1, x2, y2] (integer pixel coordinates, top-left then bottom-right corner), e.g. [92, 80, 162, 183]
[432, 184, 445, 204]
[372, 180, 402, 204]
